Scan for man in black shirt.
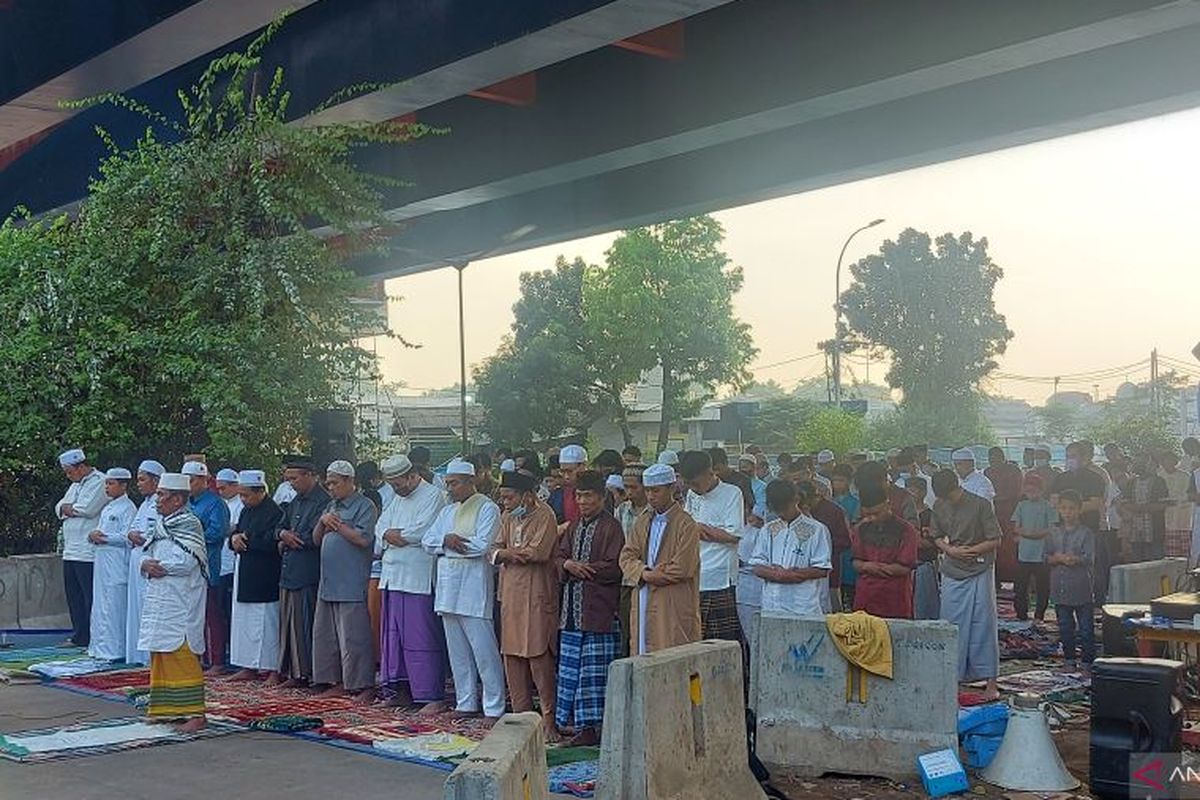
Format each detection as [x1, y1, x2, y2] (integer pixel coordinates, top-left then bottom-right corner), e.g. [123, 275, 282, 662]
[1052, 441, 1107, 534]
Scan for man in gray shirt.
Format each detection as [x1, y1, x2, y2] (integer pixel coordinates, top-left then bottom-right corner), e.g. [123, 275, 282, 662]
[311, 460, 378, 702]
[931, 469, 1002, 701]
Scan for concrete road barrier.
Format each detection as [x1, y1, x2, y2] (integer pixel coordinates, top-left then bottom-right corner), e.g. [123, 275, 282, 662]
[598, 640, 766, 800]
[0, 553, 71, 629]
[752, 613, 958, 781]
[1108, 558, 1188, 603]
[443, 712, 548, 800]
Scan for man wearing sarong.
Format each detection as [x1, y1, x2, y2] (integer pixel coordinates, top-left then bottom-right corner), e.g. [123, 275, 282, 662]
[126, 460, 164, 665]
[139, 473, 208, 731]
[374, 454, 446, 709]
[182, 460, 231, 674]
[227, 470, 284, 681]
[55, 448, 107, 648]
[422, 458, 505, 723]
[620, 464, 701, 656]
[86, 468, 136, 660]
[312, 460, 378, 702]
[271, 455, 329, 687]
[492, 469, 559, 737]
[555, 470, 624, 746]
[932, 469, 1002, 701]
[679, 450, 745, 645]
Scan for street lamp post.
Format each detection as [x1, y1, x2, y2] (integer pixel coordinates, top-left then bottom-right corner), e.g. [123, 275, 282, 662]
[833, 218, 885, 407]
[454, 261, 469, 455]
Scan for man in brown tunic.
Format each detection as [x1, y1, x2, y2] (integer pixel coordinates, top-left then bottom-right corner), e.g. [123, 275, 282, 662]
[491, 470, 560, 739]
[620, 463, 701, 655]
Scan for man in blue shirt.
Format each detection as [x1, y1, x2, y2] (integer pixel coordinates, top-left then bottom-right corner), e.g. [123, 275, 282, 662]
[182, 460, 231, 673]
[737, 454, 767, 519]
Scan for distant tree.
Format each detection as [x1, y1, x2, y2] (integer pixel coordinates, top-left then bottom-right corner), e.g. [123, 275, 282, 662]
[750, 396, 819, 452]
[587, 216, 757, 451]
[1086, 373, 1187, 455]
[839, 228, 1012, 443]
[1034, 401, 1084, 443]
[739, 379, 788, 400]
[796, 407, 866, 455]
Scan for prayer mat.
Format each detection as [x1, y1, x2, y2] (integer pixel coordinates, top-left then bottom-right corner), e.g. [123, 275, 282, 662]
[0, 645, 86, 672]
[57, 668, 151, 697]
[989, 668, 1090, 699]
[548, 760, 598, 797]
[372, 732, 477, 763]
[28, 657, 120, 678]
[546, 745, 600, 768]
[247, 715, 324, 733]
[998, 622, 1060, 660]
[0, 716, 239, 763]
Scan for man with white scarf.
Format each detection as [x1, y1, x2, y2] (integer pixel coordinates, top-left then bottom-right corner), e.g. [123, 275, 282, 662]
[126, 460, 165, 665]
[85, 468, 137, 660]
[55, 448, 109, 648]
[421, 458, 504, 722]
[952, 448, 996, 503]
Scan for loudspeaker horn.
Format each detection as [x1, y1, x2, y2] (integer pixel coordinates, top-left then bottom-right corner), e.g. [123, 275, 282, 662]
[981, 692, 1080, 791]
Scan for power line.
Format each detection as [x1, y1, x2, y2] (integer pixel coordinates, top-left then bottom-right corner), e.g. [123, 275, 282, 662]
[752, 352, 824, 371]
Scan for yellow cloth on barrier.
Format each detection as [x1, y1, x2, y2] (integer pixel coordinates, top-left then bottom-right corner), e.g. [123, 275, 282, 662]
[825, 611, 893, 680]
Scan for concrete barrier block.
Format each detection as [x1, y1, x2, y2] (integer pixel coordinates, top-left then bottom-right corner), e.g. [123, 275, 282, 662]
[597, 640, 766, 800]
[753, 614, 958, 781]
[14, 554, 70, 629]
[1108, 558, 1188, 603]
[443, 712, 548, 800]
[0, 556, 18, 629]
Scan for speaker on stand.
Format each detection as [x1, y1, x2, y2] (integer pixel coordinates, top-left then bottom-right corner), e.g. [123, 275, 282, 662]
[309, 409, 356, 472]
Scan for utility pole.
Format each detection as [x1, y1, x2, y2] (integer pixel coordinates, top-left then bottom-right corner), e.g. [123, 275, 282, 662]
[1151, 348, 1159, 412]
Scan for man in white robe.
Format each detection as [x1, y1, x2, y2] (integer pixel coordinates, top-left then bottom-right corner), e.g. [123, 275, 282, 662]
[55, 448, 108, 647]
[215, 469, 243, 628]
[86, 468, 136, 660]
[126, 460, 164, 665]
[953, 448, 996, 503]
[421, 459, 505, 722]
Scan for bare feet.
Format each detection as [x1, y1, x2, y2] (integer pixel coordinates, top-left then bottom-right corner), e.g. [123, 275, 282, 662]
[567, 727, 600, 746]
[226, 668, 259, 682]
[979, 679, 1000, 703]
[278, 677, 307, 689]
[176, 716, 208, 733]
[203, 665, 226, 678]
[416, 700, 451, 716]
[480, 716, 501, 728]
[543, 722, 563, 743]
[352, 687, 376, 705]
[264, 673, 284, 686]
[315, 684, 347, 699]
[449, 709, 482, 720]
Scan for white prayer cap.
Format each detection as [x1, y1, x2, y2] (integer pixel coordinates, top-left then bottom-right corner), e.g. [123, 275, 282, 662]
[816, 449, 835, 465]
[326, 460, 355, 478]
[445, 458, 475, 477]
[159, 473, 190, 492]
[559, 444, 587, 465]
[643, 463, 676, 487]
[105, 467, 132, 481]
[138, 459, 165, 477]
[237, 469, 266, 487]
[605, 474, 625, 491]
[657, 449, 679, 466]
[58, 448, 86, 467]
[216, 468, 239, 483]
[499, 458, 516, 473]
[381, 454, 412, 479]
[737, 453, 756, 466]
[951, 448, 976, 462]
[181, 461, 209, 477]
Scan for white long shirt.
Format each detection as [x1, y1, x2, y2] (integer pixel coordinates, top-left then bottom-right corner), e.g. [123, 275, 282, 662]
[735, 522, 766, 610]
[375, 479, 444, 595]
[749, 515, 832, 617]
[88, 494, 136, 660]
[638, 510, 671, 656]
[684, 480, 745, 591]
[959, 470, 996, 503]
[138, 514, 207, 655]
[421, 495, 501, 619]
[55, 469, 107, 563]
[220, 495, 244, 577]
[125, 495, 159, 664]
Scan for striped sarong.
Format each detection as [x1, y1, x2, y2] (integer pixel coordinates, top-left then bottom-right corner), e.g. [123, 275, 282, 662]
[699, 587, 744, 643]
[555, 630, 619, 729]
[148, 644, 206, 719]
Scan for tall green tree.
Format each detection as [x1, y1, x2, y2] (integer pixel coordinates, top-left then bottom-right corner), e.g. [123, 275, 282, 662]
[586, 216, 757, 451]
[0, 19, 428, 475]
[839, 228, 1012, 443]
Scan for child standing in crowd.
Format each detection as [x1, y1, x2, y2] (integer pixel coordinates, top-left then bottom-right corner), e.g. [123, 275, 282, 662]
[750, 480, 832, 617]
[1046, 490, 1096, 672]
[1011, 473, 1057, 622]
[831, 465, 859, 610]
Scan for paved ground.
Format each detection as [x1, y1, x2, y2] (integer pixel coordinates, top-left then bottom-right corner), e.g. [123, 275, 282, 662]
[0, 682, 455, 800]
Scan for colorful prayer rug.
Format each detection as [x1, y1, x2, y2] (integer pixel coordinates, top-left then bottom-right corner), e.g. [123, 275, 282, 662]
[0, 716, 239, 763]
[0, 645, 86, 672]
[548, 760, 598, 797]
[28, 657, 119, 678]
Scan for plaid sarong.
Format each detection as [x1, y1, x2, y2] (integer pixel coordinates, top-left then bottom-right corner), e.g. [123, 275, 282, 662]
[148, 644, 206, 719]
[699, 586, 744, 643]
[555, 630, 619, 729]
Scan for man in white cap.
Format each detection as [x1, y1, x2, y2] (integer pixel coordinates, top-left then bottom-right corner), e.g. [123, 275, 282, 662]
[182, 460, 231, 674]
[952, 448, 996, 503]
[816, 449, 837, 482]
[55, 448, 108, 647]
[311, 460, 378, 702]
[620, 463, 701, 656]
[85, 468, 137, 660]
[421, 458, 505, 722]
[550, 444, 588, 530]
[126, 460, 165, 665]
[139, 472, 209, 731]
[227, 470, 284, 681]
[215, 468, 242, 665]
[375, 454, 446, 709]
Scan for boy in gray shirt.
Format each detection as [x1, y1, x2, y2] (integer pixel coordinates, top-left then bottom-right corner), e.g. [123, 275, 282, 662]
[1045, 490, 1095, 670]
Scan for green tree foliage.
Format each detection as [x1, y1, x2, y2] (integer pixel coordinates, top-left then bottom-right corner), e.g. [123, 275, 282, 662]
[840, 228, 1012, 443]
[587, 216, 757, 451]
[0, 19, 429, 477]
[1034, 401, 1084, 443]
[864, 404, 994, 450]
[1085, 374, 1187, 455]
[749, 396, 865, 454]
[797, 407, 866, 455]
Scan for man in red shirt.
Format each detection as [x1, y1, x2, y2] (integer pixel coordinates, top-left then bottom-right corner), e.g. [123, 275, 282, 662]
[851, 485, 920, 619]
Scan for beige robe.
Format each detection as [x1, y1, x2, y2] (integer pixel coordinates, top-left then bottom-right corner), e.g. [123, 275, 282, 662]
[494, 501, 560, 658]
[620, 503, 701, 655]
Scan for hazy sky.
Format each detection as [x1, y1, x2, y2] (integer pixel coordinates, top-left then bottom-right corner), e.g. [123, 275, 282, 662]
[377, 107, 1200, 406]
